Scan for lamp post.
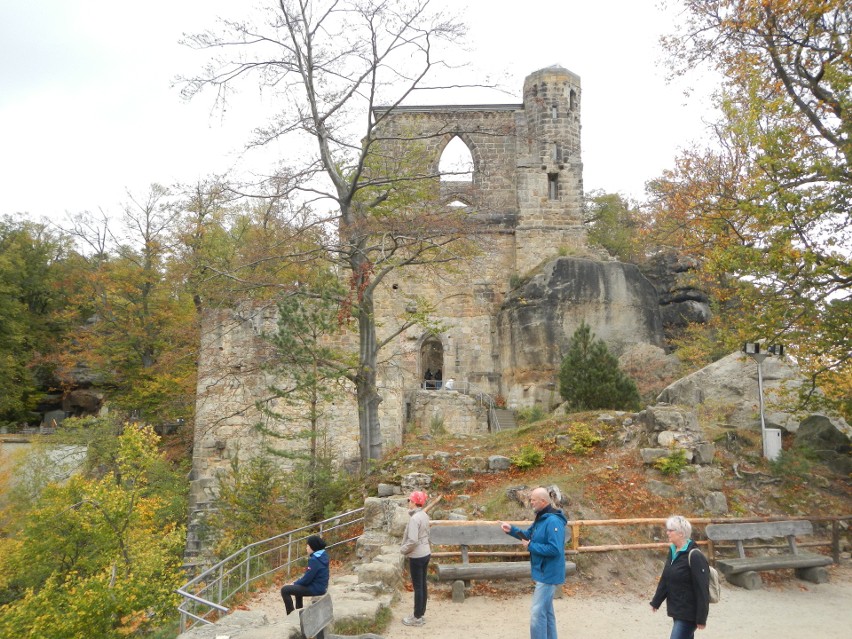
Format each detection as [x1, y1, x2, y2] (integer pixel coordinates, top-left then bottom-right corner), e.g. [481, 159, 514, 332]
[742, 342, 785, 460]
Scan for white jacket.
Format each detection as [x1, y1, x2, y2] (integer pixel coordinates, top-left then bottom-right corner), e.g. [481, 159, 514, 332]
[400, 508, 431, 558]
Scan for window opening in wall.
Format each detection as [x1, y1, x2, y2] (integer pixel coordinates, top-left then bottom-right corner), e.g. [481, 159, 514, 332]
[548, 173, 559, 200]
[551, 143, 560, 162]
[420, 335, 444, 389]
[439, 136, 474, 182]
[569, 89, 577, 111]
[551, 104, 558, 119]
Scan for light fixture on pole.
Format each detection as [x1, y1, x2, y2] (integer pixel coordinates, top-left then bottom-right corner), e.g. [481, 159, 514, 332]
[742, 342, 786, 460]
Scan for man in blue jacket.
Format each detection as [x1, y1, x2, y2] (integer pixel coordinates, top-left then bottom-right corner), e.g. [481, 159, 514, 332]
[501, 487, 567, 639]
[281, 535, 330, 615]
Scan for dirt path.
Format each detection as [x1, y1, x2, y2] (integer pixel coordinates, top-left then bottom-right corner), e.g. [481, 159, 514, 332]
[382, 564, 852, 639]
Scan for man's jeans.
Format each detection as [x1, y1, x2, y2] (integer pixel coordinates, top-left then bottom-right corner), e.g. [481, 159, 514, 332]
[669, 619, 697, 639]
[530, 581, 557, 639]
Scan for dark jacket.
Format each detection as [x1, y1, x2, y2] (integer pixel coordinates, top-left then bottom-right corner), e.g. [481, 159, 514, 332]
[294, 549, 330, 595]
[650, 541, 710, 625]
[506, 505, 567, 585]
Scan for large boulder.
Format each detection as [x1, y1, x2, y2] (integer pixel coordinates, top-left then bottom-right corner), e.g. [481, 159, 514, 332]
[656, 351, 803, 432]
[794, 414, 852, 475]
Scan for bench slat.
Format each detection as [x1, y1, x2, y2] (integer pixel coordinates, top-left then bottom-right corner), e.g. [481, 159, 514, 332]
[705, 520, 813, 542]
[300, 593, 333, 639]
[435, 560, 577, 581]
[717, 553, 833, 575]
[430, 524, 526, 546]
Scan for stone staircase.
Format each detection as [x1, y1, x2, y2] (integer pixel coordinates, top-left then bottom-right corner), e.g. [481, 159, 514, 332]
[492, 408, 517, 431]
[177, 497, 409, 639]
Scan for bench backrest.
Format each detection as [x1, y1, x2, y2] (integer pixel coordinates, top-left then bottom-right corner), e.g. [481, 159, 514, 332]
[431, 523, 527, 546]
[300, 593, 333, 639]
[705, 520, 813, 542]
[431, 522, 573, 547]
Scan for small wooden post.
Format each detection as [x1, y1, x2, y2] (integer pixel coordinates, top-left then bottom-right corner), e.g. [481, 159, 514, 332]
[831, 520, 840, 563]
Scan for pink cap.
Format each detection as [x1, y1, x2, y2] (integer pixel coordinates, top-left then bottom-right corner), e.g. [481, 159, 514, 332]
[409, 491, 428, 506]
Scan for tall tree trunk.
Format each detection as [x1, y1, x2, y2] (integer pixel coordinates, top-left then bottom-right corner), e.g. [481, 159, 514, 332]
[353, 256, 383, 474]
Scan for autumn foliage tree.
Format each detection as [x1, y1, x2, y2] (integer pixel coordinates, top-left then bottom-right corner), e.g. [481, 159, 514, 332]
[649, 0, 851, 415]
[59, 187, 199, 424]
[0, 423, 186, 638]
[0, 216, 73, 426]
[584, 190, 644, 263]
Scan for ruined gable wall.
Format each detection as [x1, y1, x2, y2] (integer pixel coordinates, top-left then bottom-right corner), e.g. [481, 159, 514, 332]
[190, 303, 365, 511]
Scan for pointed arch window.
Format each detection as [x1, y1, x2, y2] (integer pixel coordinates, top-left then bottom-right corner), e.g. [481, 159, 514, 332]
[439, 136, 474, 182]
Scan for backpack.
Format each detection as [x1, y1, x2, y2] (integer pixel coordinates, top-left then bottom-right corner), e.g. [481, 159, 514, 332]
[689, 547, 721, 604]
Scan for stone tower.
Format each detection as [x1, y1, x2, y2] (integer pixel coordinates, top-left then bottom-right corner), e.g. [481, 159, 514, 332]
[515, 66, 585, 273]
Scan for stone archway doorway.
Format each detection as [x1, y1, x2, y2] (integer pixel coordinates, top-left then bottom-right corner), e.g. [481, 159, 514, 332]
[420, 336, 444, 389]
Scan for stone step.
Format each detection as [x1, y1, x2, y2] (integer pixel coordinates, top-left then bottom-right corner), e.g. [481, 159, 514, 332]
[493, 408, 517, 431]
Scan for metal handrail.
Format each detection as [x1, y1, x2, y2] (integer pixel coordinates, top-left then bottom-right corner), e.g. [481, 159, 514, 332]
[176, 506, 365, 633]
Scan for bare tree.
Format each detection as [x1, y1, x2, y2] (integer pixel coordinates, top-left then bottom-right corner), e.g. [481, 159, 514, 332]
[181, 0, 486, 473]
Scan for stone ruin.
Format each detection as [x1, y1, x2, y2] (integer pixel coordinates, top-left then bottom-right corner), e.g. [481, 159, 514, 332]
[185, 66, 707, 559]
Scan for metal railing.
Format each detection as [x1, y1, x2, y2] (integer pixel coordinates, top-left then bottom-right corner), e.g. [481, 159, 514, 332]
[176, 507, 365, 633]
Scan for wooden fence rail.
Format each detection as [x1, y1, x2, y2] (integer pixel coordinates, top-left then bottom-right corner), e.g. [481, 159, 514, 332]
[431, 515, 851, 565]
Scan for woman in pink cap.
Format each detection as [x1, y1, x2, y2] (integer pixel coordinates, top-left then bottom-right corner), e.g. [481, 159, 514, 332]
[400, 491, 431, 626]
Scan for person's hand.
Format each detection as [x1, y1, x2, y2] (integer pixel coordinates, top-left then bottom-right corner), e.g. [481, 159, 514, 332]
[520, 538, 529, 549]
[500, 521, 511, 533]
[697, 624, 706, 630]
[650, 606, 657, 613]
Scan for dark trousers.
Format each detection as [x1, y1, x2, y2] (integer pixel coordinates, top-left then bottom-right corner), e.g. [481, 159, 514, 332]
[409, 554, 430, 618]
[280, 583, 314, 615]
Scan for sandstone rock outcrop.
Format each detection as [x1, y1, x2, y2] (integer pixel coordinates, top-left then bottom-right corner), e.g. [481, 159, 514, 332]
[499, 258, 665, 369]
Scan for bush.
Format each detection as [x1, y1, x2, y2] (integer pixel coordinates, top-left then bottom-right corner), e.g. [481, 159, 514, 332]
[654, 448, 689, 475]
[769, 449, 813, 482]
[511, 445, 545, 470]
[558, 321, 641, 411]
[430, 416, 446, 435]
[516, 406, 546, 424]
[565, 422, 603, 455]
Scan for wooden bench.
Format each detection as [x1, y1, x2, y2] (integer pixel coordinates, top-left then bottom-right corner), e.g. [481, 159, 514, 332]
[430, 522, 576, 602]
[299, 594, 383, 639]
[705, 520, 833, 590]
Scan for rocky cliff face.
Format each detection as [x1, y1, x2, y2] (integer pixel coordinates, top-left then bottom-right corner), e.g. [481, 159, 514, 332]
[639, 251, 711, 337]
[496, 257, 665, 407]
[499, 256, 664, 365]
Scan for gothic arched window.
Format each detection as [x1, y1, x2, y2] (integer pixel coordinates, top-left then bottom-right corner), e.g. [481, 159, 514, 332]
[439, 136, 474, 182]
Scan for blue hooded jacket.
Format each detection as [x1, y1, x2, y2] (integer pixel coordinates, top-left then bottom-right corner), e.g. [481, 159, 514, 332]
[294, 549, 330, 595]
[506, 506, 567, 585]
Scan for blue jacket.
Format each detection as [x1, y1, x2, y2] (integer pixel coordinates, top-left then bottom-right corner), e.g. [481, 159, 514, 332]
[506, 506, 567, 585]
[294, 549, 330, 595]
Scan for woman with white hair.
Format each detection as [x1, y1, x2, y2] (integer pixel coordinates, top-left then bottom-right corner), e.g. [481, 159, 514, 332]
[650, 515, 711, 639]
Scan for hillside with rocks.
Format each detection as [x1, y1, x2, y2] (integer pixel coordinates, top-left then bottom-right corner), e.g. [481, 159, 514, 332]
[177, 397, 850, 639]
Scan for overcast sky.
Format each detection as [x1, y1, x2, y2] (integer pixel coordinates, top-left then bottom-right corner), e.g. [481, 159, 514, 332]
[0, 1, 715, 222]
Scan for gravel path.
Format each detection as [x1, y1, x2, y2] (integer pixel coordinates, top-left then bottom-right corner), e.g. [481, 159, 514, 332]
[380, 563, 852, 639]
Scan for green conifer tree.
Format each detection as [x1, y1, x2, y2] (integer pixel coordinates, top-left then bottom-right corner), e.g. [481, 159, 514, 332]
[558, 321, 641, 411]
